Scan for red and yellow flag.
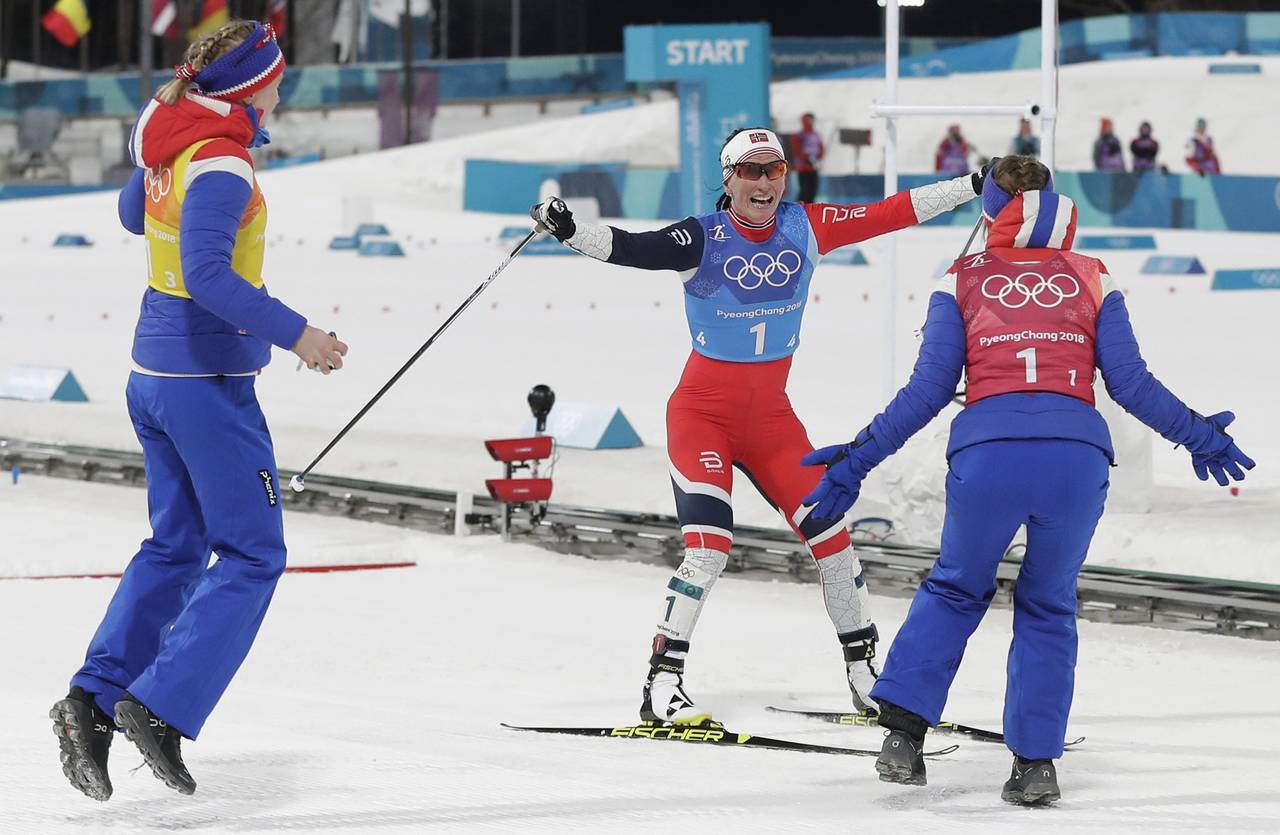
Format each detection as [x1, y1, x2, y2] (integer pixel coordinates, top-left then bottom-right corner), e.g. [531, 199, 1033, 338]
[188, 0, 229, 40]
[41, 0, 91, 48]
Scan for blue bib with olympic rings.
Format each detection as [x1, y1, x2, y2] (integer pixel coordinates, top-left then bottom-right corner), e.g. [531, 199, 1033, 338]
[682, 202, 820, 362]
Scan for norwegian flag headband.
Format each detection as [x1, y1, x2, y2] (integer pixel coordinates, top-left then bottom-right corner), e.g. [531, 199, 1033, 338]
[720, 128, 785, 181]
[177, 22, 284, 101]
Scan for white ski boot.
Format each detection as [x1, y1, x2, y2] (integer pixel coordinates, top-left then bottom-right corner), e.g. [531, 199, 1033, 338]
[841, 624, 881, 713]
[640, 636, 709, 725]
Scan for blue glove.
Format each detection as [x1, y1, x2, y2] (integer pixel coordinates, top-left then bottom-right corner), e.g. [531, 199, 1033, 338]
[1190, 411, 1255, 486]
[801, 443, 873, 522]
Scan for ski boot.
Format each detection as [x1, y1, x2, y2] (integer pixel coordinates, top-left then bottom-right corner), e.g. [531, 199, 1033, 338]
[1002, 756, 1061, 806]
[874, 700, 929, 786]
[840, 625, 880, 714]
[640, 636, 709, 725]
[50, 687, 114, 801]
[114, 694, 196, 795]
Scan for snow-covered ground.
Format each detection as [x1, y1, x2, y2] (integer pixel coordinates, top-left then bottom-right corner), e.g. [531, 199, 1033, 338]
[4, 473, 1280, 833]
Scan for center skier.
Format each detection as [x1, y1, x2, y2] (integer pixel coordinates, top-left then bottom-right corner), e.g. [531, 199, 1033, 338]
[532, 127, 986, 722]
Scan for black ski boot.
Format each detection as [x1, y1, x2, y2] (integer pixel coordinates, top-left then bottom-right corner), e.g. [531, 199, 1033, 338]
[874, 700, 929, 786]
[114, 694, 196, 795]
[50, 687, 115, 801]
[1002, 755, 1060, 806]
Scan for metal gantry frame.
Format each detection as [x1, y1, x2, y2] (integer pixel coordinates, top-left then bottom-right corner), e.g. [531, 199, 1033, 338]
[871, 0, 1059, 395]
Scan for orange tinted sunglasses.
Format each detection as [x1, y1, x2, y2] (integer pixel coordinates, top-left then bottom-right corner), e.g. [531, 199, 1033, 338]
[733, 160, 788, 181]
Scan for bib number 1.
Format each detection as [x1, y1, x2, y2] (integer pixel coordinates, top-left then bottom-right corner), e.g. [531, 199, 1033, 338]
[1015, 347, 1038, 383]
[750, 322, 766, 356]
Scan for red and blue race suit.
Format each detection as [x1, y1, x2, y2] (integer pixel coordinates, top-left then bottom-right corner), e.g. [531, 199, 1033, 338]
[563, 178, 977, 560]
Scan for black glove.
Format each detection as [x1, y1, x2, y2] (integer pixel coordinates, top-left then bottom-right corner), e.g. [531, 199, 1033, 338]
[529, 197, 575, 242]
[972, 156, 999, 195]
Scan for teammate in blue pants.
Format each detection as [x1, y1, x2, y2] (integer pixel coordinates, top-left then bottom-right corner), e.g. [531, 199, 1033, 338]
[802, 155, 1254, 804]
[49, 20, 347, 801]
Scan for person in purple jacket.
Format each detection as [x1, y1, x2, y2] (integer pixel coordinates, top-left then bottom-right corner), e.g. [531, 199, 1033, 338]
[49, 20, 346, 802]
[803, 155, 1253, 805]
[1093, 118, 1125, 171]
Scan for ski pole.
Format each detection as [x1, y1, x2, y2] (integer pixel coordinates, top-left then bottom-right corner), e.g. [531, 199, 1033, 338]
[289, 226, 541, 493]
[954, 213, 984, 262]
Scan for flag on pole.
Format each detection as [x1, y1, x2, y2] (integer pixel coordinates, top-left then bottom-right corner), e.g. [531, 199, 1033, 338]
[267, 0, 287, 37]
[151, 0, 178, 37]
[188, 0, 229, 39]
[153, 0, 229, 40]
[41, 0, 92, 47]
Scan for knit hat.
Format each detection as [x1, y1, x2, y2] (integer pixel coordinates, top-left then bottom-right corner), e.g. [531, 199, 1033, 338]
[182, 22, 284, 101]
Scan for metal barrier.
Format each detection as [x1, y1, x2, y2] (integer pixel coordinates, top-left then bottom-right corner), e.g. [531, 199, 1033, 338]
[4, 436, 1277, 640]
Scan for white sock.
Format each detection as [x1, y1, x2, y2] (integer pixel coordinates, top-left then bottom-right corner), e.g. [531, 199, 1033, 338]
[655, 547, 729, 641]
[817, 546, 872, 635]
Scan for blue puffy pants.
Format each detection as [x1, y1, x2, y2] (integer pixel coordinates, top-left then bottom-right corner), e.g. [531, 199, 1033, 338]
[71, 373, 287, 738]
[870, 439, 1109, 759]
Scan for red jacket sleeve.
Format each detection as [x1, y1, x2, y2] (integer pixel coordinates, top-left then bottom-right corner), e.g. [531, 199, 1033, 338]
[804, 192, 919, 256]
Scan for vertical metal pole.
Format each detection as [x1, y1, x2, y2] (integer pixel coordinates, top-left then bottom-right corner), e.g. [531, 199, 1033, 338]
[402, 0, 413, 144]
[510, 0, 520, 57]
[884, 0, 900, 397]
[349, 0, 360, 63]
[1040, 0, 1058, 172]
[139, 0, 153, 104]
[440, 0, 448, 59]
[0, 2, 7, 80]
[31, 0, 40, 77]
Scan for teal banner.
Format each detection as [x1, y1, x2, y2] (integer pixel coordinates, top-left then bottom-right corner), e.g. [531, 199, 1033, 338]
[1212, 270, 1280, 290]
[625, 23, 771, 217]
[464, 161, 1280, 236]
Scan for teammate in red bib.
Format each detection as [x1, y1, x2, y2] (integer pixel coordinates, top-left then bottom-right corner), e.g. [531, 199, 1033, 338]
[801, 155, 1255, 804]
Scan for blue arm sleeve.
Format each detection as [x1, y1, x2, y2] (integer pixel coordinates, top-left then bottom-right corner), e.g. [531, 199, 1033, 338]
[1095, 291, 1216, 452]
[854, 291, 966, 467]
[179, 172, 307, 350]
[118, 168, 145, 235]
[607, 217, 704, 271]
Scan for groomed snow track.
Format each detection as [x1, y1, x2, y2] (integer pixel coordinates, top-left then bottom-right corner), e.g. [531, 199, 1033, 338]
[5, 437, 1278, 641]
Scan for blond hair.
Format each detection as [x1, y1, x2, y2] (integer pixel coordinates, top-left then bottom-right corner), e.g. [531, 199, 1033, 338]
[154, 20, 258, 106]
[994, 154, 1051, 195]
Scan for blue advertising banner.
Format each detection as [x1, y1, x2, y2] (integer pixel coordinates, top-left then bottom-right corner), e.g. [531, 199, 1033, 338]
[625, 23, 771, 217]
[1212, 269, 1280, 291]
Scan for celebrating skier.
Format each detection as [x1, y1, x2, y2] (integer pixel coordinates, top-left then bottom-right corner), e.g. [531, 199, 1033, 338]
[801, 154, 1255, 804]
[49, 20, 347, 801]
[531, 127, 985, 723]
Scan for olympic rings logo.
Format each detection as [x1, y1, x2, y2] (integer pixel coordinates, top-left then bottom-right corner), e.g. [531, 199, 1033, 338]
[723, 250, 802, 290]
[145, 166, 172, 203]
[980, 271, 1080, 309]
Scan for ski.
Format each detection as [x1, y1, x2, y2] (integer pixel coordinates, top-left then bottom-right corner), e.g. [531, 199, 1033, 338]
[501, 720, 958, 758]
[765, 706, 1085, 748]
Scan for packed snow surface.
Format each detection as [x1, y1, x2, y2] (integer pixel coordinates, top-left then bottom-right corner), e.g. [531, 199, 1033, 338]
[4, 475, 1280, 833]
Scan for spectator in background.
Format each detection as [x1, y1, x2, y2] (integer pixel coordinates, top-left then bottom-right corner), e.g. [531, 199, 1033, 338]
[1010, 118, 1040, 157]
[1186, 117, 1220, 175]
[1130, 121, 1159, 173]
[791, 113, 825, 203]
[935, 124, 970, 176]
[1093, 118, 1125, 171]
